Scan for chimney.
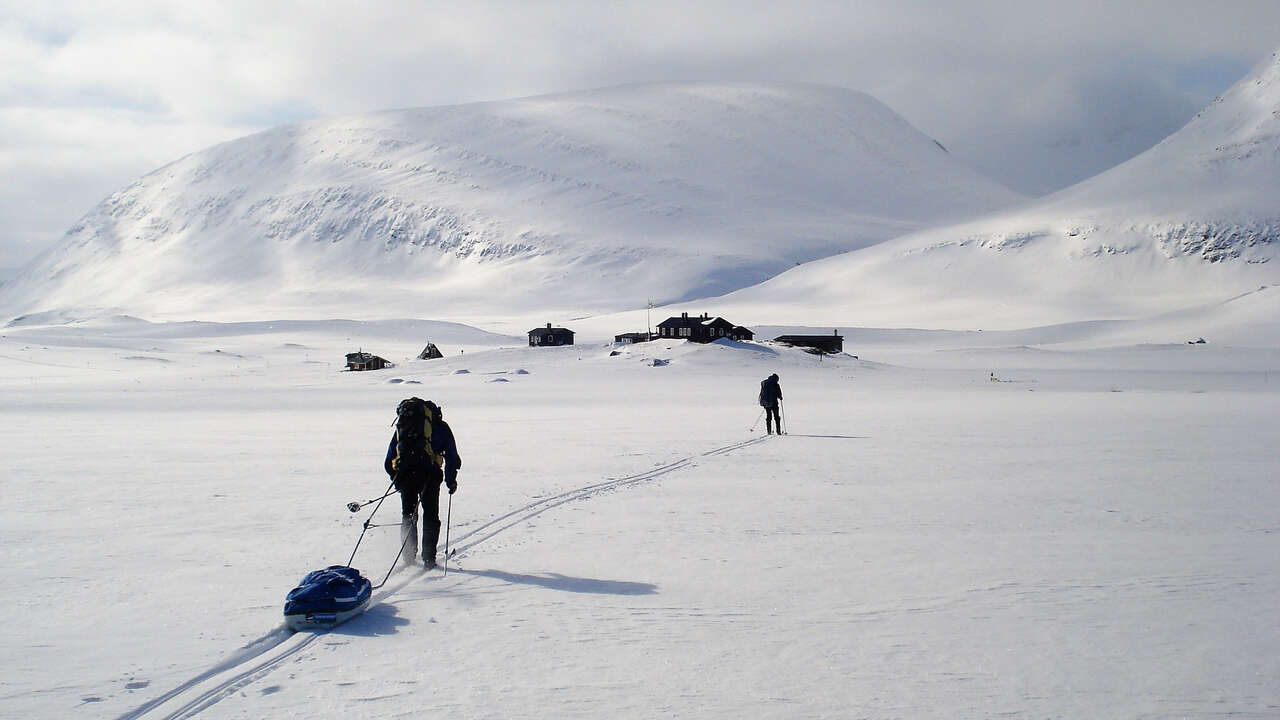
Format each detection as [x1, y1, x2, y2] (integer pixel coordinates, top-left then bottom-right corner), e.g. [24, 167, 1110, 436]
[547, 323, 552, 329]
[681, 312, 688, 319]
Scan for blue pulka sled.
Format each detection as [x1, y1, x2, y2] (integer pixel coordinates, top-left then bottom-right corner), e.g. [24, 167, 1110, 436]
[283, 565, 372, 631]
[284, 481, 419, 630]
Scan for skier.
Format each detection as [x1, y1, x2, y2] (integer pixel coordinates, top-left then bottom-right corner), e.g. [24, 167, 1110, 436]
[384, 398, 461, 569]
[759, 373, 784, 435]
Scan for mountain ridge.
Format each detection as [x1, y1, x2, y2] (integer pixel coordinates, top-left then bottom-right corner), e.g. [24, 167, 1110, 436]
[0, 81, 1023, 323]
[697, 51, 1280, 334]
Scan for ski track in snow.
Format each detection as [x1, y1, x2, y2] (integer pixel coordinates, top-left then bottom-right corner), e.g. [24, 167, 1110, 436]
[116, 435, 769, 720]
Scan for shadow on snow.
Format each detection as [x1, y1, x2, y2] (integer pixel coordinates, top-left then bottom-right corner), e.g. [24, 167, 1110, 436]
[455, 568, 659, 595]
[331, 602, 411, 637]
[783, 434, 868, 439]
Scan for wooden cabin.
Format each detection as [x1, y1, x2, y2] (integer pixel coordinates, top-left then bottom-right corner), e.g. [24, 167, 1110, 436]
[774, 330, 844, 354]
[529, 323, 575, 347]
[656, 313, 753, 343]
[345, 351, 391, 371]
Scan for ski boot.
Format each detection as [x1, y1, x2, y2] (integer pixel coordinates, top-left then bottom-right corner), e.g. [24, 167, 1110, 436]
[400, 512, 419, 563]
[423, 519, 441, 570]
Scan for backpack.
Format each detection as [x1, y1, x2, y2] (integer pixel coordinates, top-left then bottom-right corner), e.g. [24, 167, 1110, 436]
[394, 397, 442, 470]
[759, 377, 779, 407]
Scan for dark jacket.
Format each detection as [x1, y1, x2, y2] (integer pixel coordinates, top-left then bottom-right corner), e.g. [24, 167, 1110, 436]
[385, 420, 461, 481]
[759, 374, 782, 408]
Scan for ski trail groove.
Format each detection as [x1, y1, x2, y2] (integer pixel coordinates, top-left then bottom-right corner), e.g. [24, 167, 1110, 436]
[117, 435, 769, 719]
[113, 629, 304, 720]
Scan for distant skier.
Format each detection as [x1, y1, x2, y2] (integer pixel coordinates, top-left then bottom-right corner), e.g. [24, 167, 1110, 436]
[384, 398, 461, 569]
[759, 373, 784, 435]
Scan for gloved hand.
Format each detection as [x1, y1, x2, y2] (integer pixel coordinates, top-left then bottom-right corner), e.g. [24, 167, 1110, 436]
[445, 468, 458, 494]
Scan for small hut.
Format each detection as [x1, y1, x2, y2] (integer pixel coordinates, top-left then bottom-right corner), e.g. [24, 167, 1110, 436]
[529, 323, 575, 347]
[614, 332, 656, 344]
[345, 351, 392, 371]
[774, 330, 844, 354]
[418, 343, 444, 360]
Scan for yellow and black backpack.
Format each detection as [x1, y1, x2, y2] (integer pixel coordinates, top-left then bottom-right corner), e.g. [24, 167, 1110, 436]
[393, 397, 443, 471]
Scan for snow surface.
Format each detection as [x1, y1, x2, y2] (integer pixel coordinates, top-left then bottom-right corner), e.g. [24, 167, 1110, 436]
[2, 318, 1278, 718]
[702, 51, 1280, 334]
[3, 53, 1279, 720]
[0, 82, 1022, 324]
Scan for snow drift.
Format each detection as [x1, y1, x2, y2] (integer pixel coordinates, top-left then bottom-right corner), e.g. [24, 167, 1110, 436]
[0, 82, 1022, 323]
[706, 51, 1280, 336]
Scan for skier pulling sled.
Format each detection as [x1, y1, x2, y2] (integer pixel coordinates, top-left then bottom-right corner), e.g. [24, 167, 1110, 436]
[281, 397, 461, 631]
[383, 397, 461, 570]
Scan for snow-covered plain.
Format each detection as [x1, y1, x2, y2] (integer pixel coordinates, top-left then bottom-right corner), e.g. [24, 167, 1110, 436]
[2, 318, 1277, 719]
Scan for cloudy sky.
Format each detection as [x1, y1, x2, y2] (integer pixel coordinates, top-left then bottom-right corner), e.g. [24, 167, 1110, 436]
[2, 0, 1278, 268]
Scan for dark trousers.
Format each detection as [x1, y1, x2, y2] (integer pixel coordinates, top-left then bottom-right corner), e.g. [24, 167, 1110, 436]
[395, 465, 443, 558]
[765, 405, 782, 434]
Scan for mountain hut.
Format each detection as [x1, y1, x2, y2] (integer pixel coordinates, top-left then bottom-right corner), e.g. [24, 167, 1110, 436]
[345, 351, 392, 371]
[774, 330, 843, 354]
[529, 323, 575, 347]
[657, 313, 753, 343]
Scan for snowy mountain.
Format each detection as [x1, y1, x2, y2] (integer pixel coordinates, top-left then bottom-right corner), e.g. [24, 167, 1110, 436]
[0, 82, 1022, 324]
[704, 51, 1280, 336]
[959, 115, 1189, 199]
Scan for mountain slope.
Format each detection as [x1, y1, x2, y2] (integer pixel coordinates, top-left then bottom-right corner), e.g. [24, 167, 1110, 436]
[705, 52, 1280, 333]
[0, 82, 1022, 323]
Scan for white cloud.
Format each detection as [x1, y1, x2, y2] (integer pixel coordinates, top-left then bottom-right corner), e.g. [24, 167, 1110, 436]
[2, 0, 1279, 265]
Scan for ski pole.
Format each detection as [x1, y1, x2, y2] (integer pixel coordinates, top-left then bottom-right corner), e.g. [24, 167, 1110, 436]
[374, 526, 416, 590]
[779, 400, 785, 435]
[749, 408, 765, 432]
[443, 493, 453, 576]
[347, 480, 396, 567]
[347, 486, 398, 512]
